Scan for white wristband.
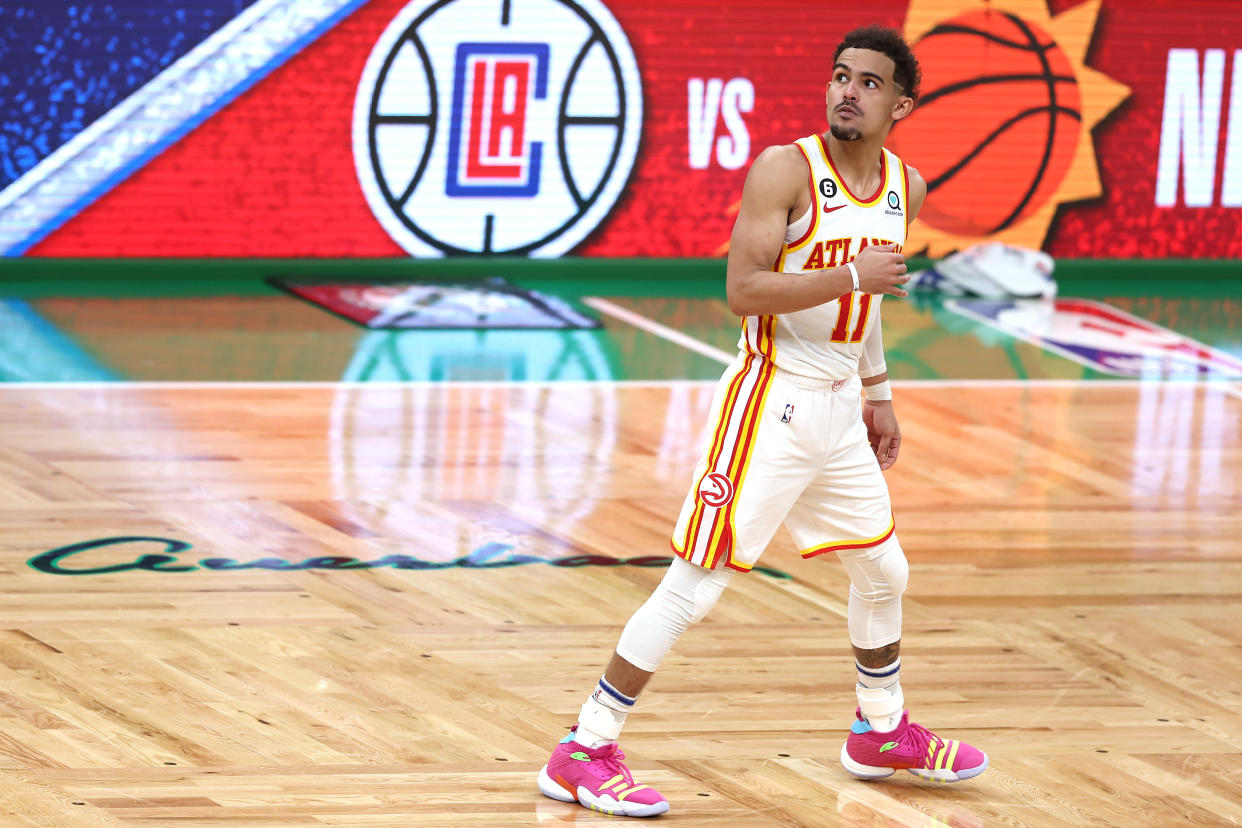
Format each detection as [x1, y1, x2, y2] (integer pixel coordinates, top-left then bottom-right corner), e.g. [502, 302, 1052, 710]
[846, 261, 859, 293]
[863, 379, 892, 401]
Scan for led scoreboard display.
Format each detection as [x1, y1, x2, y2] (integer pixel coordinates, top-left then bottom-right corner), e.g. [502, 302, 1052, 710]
[1, 0, 1238, 259]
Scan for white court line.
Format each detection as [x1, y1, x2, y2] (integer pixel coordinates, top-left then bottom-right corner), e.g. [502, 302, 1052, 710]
[4, 291, 1242, 398]
[580, 296, 1242, 401]
[583, 296, 735, 365]
[2, 380, 1241, 399]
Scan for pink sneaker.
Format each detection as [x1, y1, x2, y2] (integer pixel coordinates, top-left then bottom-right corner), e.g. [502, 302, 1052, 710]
[841, 709, 988, 783]
[537, 729, 670, 817]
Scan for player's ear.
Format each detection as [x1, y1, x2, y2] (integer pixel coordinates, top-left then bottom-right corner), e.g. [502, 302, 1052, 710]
[891, 95, 914, 122]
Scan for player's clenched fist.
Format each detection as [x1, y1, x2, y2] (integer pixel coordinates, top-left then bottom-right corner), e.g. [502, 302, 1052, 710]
[852, 243, 909, 297]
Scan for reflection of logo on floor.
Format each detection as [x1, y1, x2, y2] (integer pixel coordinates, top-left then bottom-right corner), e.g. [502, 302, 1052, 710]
[945, 297, 1242, 378]
[271, 276, 600, 330]
[698, 472, 734, 507]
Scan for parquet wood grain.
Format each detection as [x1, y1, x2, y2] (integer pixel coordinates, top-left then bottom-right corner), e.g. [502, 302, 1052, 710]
[0, 382, 1238, 826]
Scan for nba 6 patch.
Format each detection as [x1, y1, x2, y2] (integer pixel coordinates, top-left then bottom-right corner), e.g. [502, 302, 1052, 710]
[352, 0, 643, 257]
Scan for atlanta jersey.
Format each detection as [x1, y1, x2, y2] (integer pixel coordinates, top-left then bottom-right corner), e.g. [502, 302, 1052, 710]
[739, 134, 910, 380]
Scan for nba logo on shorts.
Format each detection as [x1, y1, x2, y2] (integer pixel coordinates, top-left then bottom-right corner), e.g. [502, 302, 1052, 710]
[353, 0, 643, 257]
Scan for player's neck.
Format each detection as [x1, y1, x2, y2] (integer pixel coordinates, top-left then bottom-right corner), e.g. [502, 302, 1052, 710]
[823, 133, 886, 195]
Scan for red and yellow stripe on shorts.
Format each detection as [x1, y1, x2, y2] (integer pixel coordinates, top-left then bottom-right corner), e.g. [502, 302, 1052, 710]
[798, 514, 896, 559]
[672, 315, 777, 571]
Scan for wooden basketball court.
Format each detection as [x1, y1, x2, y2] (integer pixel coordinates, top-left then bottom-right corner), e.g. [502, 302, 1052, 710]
[1, 377, 1239, 826]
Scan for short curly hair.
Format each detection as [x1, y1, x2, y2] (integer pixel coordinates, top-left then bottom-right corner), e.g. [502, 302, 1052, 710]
[833, 25, 921, 104]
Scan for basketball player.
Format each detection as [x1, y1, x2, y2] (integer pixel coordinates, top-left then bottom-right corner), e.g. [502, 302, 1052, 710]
[537, 26, 987, 817]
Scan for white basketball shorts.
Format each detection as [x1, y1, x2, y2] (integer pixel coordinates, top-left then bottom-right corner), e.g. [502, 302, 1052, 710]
[671, 352, 894, 572]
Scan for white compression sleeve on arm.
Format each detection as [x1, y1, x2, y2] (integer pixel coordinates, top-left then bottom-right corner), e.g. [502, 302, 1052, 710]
[857, 305, 887, 380]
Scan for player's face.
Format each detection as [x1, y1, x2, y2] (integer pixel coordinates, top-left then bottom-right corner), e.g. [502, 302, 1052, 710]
[825, 48, 912, 142]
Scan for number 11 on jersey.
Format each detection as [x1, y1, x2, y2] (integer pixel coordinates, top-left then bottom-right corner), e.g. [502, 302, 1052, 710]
[829, 292, 872, 343]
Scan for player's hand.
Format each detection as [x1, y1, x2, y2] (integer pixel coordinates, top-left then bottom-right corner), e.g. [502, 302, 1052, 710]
[863, 400, 901, 470]
[852, 244, 909, 297]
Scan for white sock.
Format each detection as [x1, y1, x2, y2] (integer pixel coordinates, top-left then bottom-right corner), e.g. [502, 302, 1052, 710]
[856, 658, 903, 733]
[575, 675, 635, 748]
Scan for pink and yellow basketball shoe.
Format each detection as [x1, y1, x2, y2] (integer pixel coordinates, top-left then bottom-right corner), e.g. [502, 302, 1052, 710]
[841, 709, 988, 783]
[537, 729, 670, 817]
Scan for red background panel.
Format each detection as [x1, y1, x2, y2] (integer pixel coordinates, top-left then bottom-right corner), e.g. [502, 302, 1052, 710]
[1042, 0, 1242, 257]
[27, 0, 1242, 258]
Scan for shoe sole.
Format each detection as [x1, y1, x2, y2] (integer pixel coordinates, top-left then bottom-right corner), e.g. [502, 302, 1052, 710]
[537, 765, 577, 803]
[840, 745, 989, 783]
[537, 764, 670, 818]
[909, 752, 990, 783]
[839, 743, 896, 779]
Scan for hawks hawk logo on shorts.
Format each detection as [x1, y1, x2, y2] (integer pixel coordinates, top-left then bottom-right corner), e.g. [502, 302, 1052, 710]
[352, 0, 643, 257]
[698, 473, 735, 508]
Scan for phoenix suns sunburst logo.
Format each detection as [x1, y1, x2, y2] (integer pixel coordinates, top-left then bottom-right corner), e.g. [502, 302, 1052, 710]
[892, 0, 1130, 255]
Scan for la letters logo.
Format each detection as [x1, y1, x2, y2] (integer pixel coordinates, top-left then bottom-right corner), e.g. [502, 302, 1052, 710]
[446, 43, 549, 196]
[353, 0, 643, 256]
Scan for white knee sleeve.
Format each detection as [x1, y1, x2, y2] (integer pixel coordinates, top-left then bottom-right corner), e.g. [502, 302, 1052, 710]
[614, 556, 735, 672]
[837, 536, 908, 650]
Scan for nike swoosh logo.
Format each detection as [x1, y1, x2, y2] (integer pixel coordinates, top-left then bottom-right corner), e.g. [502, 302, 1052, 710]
[823, 204, 846, 214]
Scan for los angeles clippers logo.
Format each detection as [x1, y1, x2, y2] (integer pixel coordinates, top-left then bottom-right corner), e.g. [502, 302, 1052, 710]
[447, 44, 548, 196]
[698, 472, 734, 508]
[353, 0, 643, 257]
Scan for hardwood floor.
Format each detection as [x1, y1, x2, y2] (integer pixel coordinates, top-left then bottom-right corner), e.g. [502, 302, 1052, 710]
[0, 381, 1238, 826]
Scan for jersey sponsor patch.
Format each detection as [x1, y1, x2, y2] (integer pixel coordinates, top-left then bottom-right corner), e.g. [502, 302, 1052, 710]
[945, 297, 1242, 377]
[885, 189, 903, 216]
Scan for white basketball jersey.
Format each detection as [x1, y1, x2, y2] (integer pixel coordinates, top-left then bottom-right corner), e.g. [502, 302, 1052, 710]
[738, 134, 910, 380]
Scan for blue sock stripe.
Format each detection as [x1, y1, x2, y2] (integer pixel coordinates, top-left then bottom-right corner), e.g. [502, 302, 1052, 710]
[598, 677, 636, 707]
[855, 660, 901, 679]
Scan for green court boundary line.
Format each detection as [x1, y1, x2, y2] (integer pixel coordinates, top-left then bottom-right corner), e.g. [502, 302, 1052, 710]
[1, 257, 1237, 299]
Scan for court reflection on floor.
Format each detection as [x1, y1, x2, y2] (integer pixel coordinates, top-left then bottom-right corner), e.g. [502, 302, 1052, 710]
[328, 381, 620, 564]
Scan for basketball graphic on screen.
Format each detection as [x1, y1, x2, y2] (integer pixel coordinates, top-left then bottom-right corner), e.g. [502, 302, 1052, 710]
[888, 9, 1082, 238]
